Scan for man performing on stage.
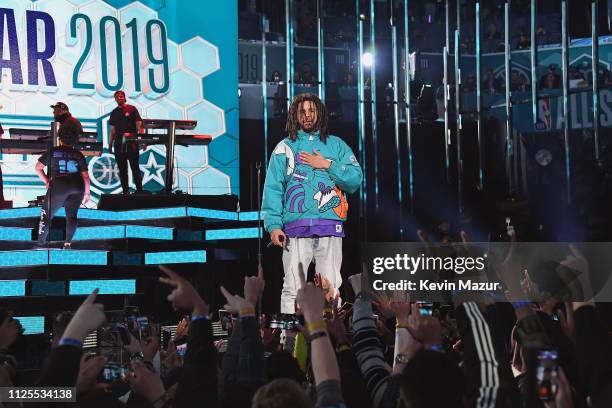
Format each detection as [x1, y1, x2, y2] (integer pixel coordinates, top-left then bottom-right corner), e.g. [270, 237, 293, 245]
[262, 93, 363, 314]
[108, 90, 143, 195]
[35, 126, 91, 249]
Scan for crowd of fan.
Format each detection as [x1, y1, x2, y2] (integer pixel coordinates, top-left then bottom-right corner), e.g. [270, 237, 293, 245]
[0, 231, 611, 408]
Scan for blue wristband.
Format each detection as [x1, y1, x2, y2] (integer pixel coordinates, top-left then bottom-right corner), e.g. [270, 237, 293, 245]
[191, 314, 208, 321]
[427, 343, 444, 353]
[512, 301, 531, 309]
[58, 338, 83, 348]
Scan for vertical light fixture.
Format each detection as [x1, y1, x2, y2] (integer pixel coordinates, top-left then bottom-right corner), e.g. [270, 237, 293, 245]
[403, 0, 414, 217]
[592, 0, 601, 160]
[317, 0, 326, 102]
[561, 0, 572, 204]
[370, 0, 379, 210]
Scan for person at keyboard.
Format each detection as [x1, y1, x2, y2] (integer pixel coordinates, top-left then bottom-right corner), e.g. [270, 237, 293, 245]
[35, 126, 91, 249]
[50, 102, 83, 136]
[108, 90, 143, 195]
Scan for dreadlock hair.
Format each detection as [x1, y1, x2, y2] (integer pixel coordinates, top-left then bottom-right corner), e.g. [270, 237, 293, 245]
[285, 93, 328, 142]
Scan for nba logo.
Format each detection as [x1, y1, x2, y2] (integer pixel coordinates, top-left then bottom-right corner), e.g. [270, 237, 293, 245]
[536, 98, 552, 131]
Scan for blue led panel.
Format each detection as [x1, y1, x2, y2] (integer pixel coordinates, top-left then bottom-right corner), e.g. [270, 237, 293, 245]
[0, 250, 48, 267]
[0, 227, 33, 241]
[120, 207, 187, 220]
[0, 280, 26, 296]
[69, 279, 136, 295]
[187, 207, 238, 220]
[49, 250, 108, 265]
[145, 250, 207, 264]
[238, 211, 265, 221]
[126, 225, 173, 240]
[31, 280, 65, 296]
[73, 208, 121, 220]
[73, 225, 125, 240]
[14, 316, 45, 335]
[205, 227, 262, 240]
[0, 207, 40, 219]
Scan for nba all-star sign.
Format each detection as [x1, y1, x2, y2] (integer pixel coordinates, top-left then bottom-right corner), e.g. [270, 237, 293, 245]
[0, 0, 238, 206]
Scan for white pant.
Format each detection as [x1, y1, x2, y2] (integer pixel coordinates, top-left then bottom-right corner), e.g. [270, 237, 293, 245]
[280, 236, 343, 314]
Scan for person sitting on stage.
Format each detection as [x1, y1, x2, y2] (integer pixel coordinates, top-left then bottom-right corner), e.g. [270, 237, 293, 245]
[262, 93, 363, 315]
[51, 102, 83, 136]
[108, 90, 144, 195]
[35, 126, 91, 249]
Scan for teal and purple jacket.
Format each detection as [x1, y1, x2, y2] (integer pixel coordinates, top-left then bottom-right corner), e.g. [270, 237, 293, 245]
[262, 130, 362, 238]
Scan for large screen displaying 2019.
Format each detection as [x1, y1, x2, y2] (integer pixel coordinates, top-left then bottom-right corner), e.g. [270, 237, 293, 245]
[0, 0, 238, 207]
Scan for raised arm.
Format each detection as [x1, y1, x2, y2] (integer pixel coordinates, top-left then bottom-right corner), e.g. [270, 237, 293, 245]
[158, 266, 217, 408]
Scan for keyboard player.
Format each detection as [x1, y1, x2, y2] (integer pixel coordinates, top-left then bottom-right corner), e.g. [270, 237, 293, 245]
[50, 102, 83, 136]
[108, 90, 143, 195]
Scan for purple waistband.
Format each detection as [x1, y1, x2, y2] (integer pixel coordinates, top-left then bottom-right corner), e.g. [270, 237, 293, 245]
[284, 218, 345, 238]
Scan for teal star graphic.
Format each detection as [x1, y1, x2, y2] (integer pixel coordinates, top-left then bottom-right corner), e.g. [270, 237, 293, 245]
[140, 153, 166, 186]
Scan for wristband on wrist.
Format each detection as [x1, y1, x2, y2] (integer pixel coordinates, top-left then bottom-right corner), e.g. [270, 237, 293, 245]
[239, 307, 255, 316]
[58, 338, 83, 348]
[426, 343, 444, 353]
[336, 344, 351, 352]
[307, 319, 326, 333]
[308, 330, 328, 342]
[512, 301, 531, 310]
[191, 314, 208, 321]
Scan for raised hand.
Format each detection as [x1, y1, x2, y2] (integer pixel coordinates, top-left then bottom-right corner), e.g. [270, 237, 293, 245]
[407, 303, 442, 348]
[76, 354, 109, 395]
[244, 267, 265, 306]
[326, 304, 349, 346]
[220, 286, 256, 316]
[296, 263, 326, 323]
[174, 318, 189, 342]
[141, 324, 160, 362]
[159, 266, 209, 317]
[0, 312, 22, 353]
[126, 359, 166, 405]
[314, 273, 335, 302]
[348, 273, 363, 298]
[62, 289, 107, 341]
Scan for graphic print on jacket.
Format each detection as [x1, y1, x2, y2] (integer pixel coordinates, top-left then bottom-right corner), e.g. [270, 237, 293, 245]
[262, 130, 363, 235]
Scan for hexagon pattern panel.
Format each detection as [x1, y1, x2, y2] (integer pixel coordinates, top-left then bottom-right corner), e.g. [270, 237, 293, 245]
[0, 0, 238, 206]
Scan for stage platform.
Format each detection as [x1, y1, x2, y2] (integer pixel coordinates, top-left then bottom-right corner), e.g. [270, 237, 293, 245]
[0, 200, 264, 322]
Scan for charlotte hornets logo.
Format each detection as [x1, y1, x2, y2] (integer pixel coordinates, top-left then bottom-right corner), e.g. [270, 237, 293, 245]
[285, 184, 306, 213]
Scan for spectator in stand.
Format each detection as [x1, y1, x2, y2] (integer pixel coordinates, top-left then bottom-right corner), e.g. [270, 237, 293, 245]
[511, 70, 526, 92]
[541, 72, 559, 90]
[569, 66, 588, 89]
[599, 68, 612, 87]
[464, 75, 476, 92]
[299, 63, 316, 86]
[483, 68, 502, 94]
[271, 71, 282, 84]
[516, 33, 530, 50]
[540, 64, 562, 90]
[486, 22, 501, 40]
[536, 24, 549, 45]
